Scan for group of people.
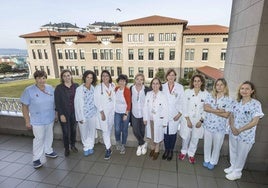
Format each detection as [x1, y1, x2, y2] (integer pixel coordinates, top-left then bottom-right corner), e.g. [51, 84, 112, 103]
[21, 68, 263, 181]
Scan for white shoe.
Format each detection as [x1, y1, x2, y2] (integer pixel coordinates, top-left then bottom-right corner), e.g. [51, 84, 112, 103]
[136, 146, 142, 156]
[225, 172, 242, 181]
[116, 141, 121, 151]
[141, 142, 147, 155]
[224, 167, 233, 174]
[120, 145, 125, 154]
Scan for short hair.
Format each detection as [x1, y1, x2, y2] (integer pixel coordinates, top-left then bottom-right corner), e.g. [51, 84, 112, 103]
[237, 81, 257, 102]
[33, 70, 47, 79]
[60, 69, 73, 84]
[165, 68, 177, 81]
[100, 70, 112, 83]
[150, 77, 163, 91]
[134, 73, 145, 84]
[212, 78, 229, 98]
[82, 70, 97, 86]
[116, 74, 128, 84]
[189, 74, 206, 91]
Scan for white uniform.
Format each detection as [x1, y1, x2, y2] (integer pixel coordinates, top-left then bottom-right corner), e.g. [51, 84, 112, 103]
[94, 82, 115, 149]
[143, 91, 169, 143]
[162, 82, 184, 134]
[179, 89, 208, 156]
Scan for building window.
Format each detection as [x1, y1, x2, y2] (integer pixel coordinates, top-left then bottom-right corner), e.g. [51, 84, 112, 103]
[159, 33, 164, 41]
[138, 49, 144, 60]
[40, 66, 44, 71]
[46, 66, 50, 75]
[133, 34, 138, 42]
[204, 38, 210, 42]
[117, 67, 122, 76]
[59, 66, 64, 72]
[148, 67, 154, 78]
[128, 34, 132, 42]
[159, 49, 164, 60]
[185, 49, 195, 61]
[44, 49, 48, 59]
[81, 66, 86, 74]
[148, 33, 154, 41]
[65, 49, 76, 60]
[65, 38, 73, 42]
[138, 67, 144, 74]
[202, 49, 209, 61]
[74, 50, 77, 59]
[35, 66, 38, 70]
[32, 50, 36, 59]
[116, 49, 121, 60]
[57, 49, 63, 59]
[128, 49, 134, 60]
[80, 49, 85, 60]
[129, 67, 134, 78]
[139, 34, 144, 42]
[93, 66, 99, 76]
[223, 38, 228, 42]
[100, 49, 113, 60]
[92, 49, 98, 60]
[110, 67, 114, 76]
[165, 33, 170, 41]
[171, 33, 176, 41]
[221, 49, 226, 61]
[169, 49, 175, 60]
[37, 49, 42, 59]
[148, 49, 154, 60]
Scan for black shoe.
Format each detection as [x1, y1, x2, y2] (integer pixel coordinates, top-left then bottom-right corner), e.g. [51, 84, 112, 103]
[65, 149, 70, 157]
[71, 146, 78, 153]
[162, 150, 169, 160]
[167, 151, 173, 161]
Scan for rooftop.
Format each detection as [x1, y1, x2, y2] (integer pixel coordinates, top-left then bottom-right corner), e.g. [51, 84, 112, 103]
[183, 25, 229, 35]
[197, 66, 224, 80]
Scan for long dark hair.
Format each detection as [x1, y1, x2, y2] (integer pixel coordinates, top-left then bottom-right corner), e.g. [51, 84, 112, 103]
[82, 70, 97, 86]
[60, 69, 73, 84]
[189, 74, 206, 91]
[100, 70, 112, 83]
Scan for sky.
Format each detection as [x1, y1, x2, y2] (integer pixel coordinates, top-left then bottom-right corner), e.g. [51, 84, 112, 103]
[0, 0, 233, 49]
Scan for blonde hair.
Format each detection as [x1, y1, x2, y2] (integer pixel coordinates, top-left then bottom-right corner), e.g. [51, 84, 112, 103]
[237, 81, 257, 102]
[212, 78, 229, 98]
[134, 73, 145, 85]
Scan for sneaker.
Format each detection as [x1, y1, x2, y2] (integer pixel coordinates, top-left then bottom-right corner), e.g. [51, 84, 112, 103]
[224, 167, 233, 174]
[104, 149, 112, 160]
[84, 150, 89, 156]
[207, 163, 215, 170]
[188, 156, 195, 164]
[45, 151, 58, 158]
[225, 172, 242, 181]
[141, 142, 147, 155]
[120, 145, 126, 154]
[88, 149, 94, 155]
[33, 159, 42, 169]
[116, 141, 121, 151]
[203, 161, 209, 168]
[71, 146, 78, 153]
[178, 153, 186, 160]
[136, 146, 142, 156]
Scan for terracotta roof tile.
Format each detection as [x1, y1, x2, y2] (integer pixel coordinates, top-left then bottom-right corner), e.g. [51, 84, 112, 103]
[19, 30, 58, 38]
[56, 31, 85, 37]
[197, 66, 223, 80]
[183, 25, 228, 35]
[119, 15, 188, 26]
[75, 33, 98, 43]
[110, 37, 122, 43]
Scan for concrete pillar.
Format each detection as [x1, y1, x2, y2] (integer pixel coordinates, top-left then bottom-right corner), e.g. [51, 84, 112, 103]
[225, 0, 268, 171]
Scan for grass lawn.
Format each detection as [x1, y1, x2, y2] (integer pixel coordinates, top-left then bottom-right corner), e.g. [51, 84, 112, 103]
[0, 78, 83, 98]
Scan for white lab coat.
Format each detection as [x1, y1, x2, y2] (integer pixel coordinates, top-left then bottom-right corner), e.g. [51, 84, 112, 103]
[143, 91, 169, 143]
[94, 82, 115, 132]
[180, 89, 208, 139]
[162, 82, 184, 134]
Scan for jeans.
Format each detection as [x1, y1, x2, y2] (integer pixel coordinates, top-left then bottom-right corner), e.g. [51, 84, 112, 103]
[114, 112, 130, 145]
[131, 114, 145, 146]
[60, 113, 77, 150]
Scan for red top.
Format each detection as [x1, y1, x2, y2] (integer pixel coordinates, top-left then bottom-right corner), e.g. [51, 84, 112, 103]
[115, 86, 132, 112]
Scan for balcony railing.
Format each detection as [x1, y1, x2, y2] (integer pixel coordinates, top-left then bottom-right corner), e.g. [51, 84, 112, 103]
[0, 97, 22, 116]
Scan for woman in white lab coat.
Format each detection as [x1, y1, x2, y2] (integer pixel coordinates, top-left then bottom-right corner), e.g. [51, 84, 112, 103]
[143, 77, 169, 160]
[94, 70, 115, 160]
[162, 69, 184, 161]
[178, 74, 208, 164]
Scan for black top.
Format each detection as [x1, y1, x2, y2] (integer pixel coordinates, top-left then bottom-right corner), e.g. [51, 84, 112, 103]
[54, 83, 79, 117]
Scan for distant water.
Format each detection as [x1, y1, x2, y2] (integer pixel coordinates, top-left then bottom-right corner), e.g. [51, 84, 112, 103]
[0, 48, 28, 56]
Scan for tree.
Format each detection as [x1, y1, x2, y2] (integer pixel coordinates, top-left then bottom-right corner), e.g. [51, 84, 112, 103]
[0, 63, 12, 74]
[155, 68, 165, 83]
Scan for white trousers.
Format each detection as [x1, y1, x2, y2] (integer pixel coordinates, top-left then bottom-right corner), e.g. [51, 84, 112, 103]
[228, 135, 252, 174]
[102, 108, 114, 149]
[78, 117, 96, 151]
[181, 132, 199, 157]
[204, 129, 225, 165]
[32, 122, 54, 161]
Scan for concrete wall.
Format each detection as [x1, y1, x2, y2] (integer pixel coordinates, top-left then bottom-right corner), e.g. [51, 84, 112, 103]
[225, 0, 268, 171]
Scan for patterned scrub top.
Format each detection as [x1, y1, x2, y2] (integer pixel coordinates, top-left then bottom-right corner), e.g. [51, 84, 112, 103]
[83, 85, 97, 119]
[230, 99, 264, 144]
[203, 94, 233, 133]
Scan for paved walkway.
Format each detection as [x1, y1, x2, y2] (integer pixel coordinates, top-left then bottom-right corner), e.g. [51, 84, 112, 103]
[0, 134, 267, 188]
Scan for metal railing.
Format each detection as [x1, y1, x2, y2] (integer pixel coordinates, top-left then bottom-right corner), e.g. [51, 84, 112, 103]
[0, 97, 22, 116]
